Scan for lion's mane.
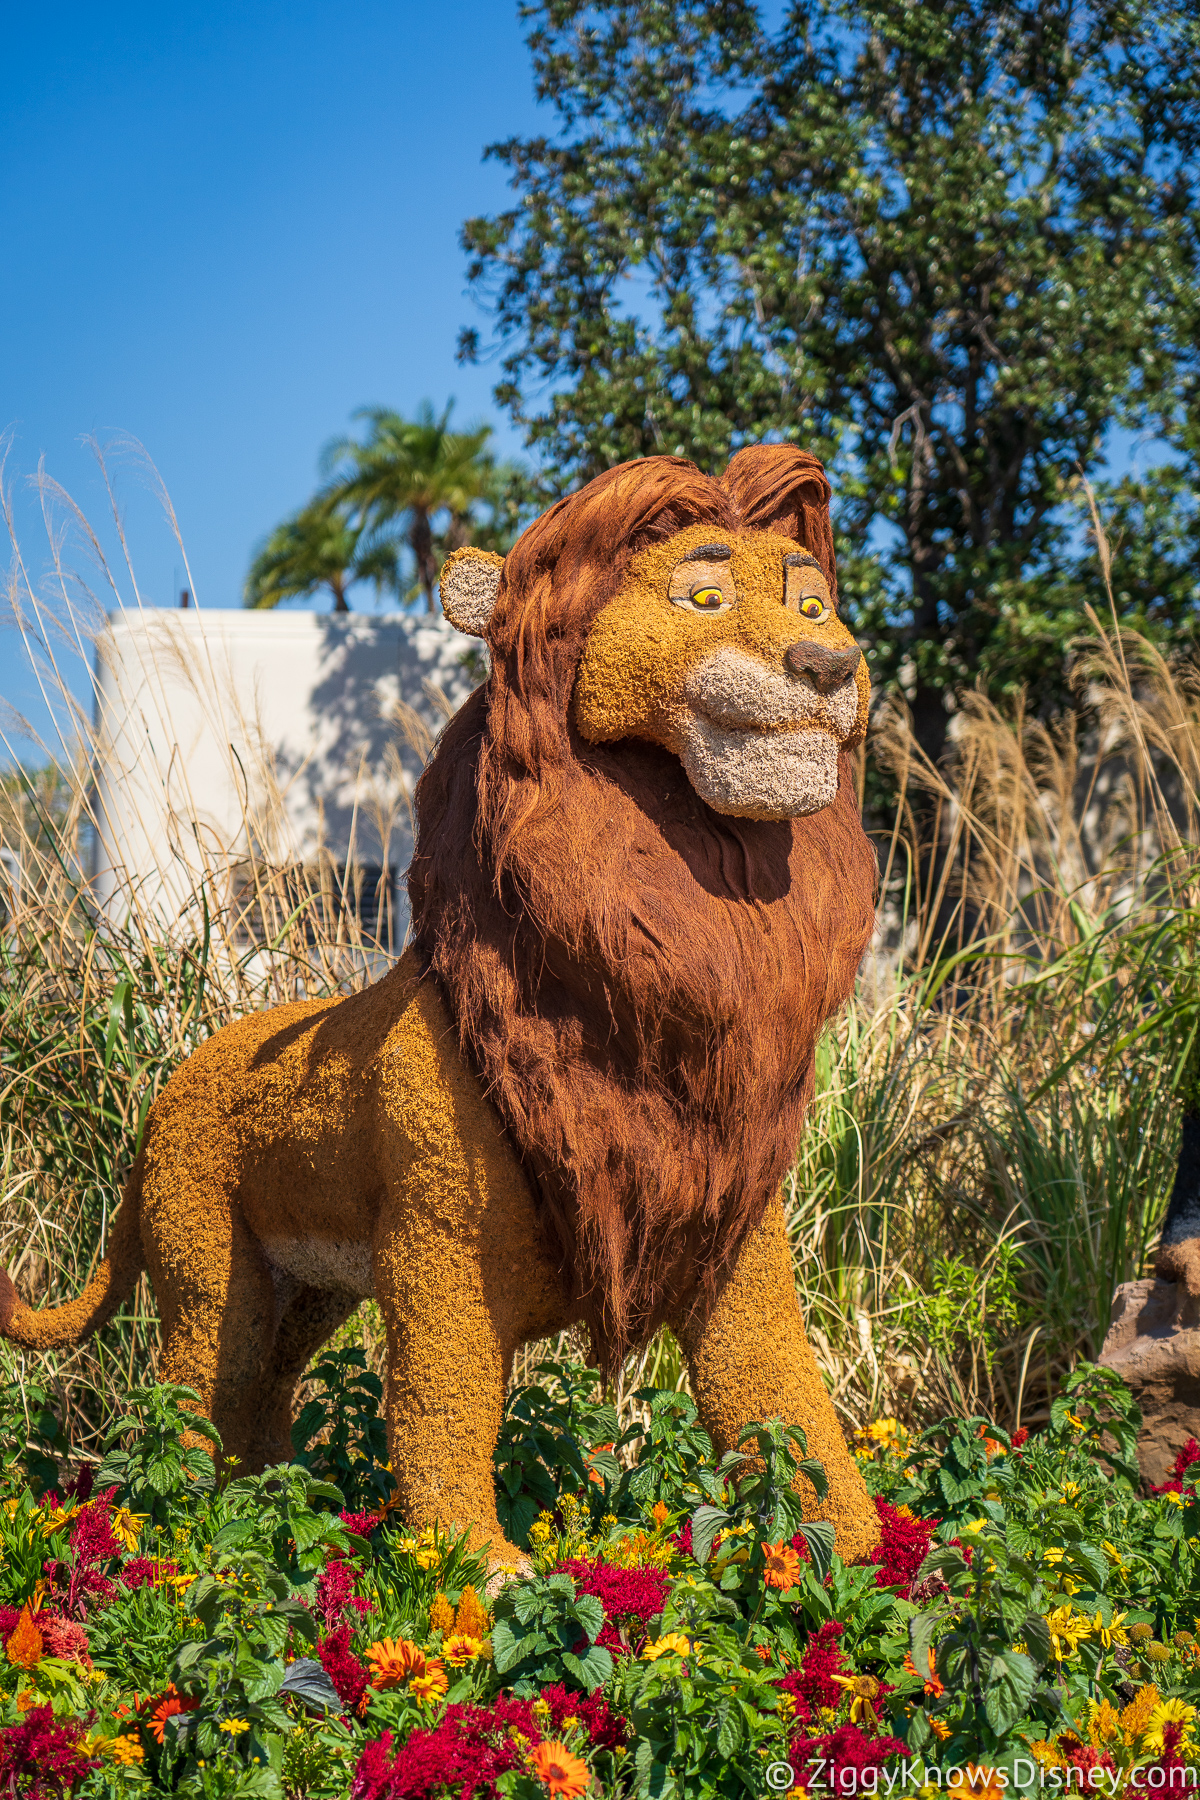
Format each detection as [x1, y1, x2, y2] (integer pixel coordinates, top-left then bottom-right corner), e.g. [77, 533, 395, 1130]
[409, 447, 877, 1371]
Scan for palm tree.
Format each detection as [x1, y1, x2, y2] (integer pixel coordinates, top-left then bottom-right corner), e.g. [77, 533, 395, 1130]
[244, 499, 398, 612]
[319, 403, 497, 613]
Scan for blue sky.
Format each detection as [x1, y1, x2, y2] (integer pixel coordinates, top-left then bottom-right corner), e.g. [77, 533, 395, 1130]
[1, 2, 545, 757]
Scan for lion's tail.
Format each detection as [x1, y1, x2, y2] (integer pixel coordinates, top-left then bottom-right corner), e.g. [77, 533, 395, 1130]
[0, 1164, 145, 1351]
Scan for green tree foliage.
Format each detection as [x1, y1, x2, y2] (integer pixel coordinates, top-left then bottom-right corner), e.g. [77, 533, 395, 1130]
[459, 0, 1200, 754]
[243, 497, 398, 612]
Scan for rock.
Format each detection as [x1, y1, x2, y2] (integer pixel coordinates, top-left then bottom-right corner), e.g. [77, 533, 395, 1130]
[1099, 1277, 1200, 1486]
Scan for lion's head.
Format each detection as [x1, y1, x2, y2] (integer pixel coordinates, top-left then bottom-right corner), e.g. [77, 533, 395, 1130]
[412, 448, 877, 1371]
[440, 454, 869, 826]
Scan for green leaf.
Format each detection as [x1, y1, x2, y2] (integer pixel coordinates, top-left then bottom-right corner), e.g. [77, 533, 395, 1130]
[690, 1504, 730, 1564]
[985, 1649, 1037, 1736]
[795, 1519, 836, 1583]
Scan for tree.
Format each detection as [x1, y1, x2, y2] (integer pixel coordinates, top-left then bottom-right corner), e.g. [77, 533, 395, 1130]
[320, 403, 501, 613]
[459, 0, 1200, 758]
[244, 499, 398, 612]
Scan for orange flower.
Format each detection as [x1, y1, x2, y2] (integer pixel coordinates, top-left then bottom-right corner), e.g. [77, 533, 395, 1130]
[651, 1501, 670, 1528]
[930, 1717, 952, 1742]
[429, 1593, 456, 1635]
[947, 1766, 1006, 1800]
[366, 1636, 425, 1689]
[149, 1687, 200, 1744]
[454, 1586, 489, 1640]
[410, 1660, 448, 1704]
[5, 1606, 43, 1672]
[904, 1644, 945, 1699]
[585, 1442, 615, 1488]
[761, 1541, 802, 1590]
[530, 1739, 591, 1797]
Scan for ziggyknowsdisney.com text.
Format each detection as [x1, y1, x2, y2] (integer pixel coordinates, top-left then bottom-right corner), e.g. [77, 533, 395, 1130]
[764, 1761, 1200, 1793]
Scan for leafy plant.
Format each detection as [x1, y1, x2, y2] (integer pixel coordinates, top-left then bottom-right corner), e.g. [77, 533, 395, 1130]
[689, 1418, 835, 1580]
[96, 1383, 222, 1525]
[491, 1571, 613, 1695]
[290, 1346, 392, 1514]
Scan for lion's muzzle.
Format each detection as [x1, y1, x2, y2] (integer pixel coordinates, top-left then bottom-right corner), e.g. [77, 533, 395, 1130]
[784, 641, 861, 695]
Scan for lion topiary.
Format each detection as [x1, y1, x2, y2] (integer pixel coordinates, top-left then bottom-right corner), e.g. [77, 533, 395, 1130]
[0, 447, 881, 1565]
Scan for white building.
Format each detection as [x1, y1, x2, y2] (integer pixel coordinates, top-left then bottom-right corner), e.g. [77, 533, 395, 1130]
[92, 606, 477, 949]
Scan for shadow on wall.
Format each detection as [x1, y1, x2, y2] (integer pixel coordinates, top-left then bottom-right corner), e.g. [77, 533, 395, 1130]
[91, 608, 479, 945]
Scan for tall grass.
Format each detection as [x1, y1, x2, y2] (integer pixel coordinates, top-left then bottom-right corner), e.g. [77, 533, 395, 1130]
[1, 457, 1196, 1455]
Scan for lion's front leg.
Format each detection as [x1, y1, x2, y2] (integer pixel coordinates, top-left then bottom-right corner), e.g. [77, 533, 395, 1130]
[372, 1054, 575, 1572]
[673, 1192, 880, 1564]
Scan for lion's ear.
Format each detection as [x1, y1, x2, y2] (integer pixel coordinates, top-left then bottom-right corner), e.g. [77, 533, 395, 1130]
[440, 546, 504, 637]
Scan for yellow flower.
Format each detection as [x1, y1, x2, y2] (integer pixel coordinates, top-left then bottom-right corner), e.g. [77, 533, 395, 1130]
[1090, 1610, 1128, 1650]
[1044, 1604, 1091, 1660]
[643, 1632, 691, 1661]
[444, 1634, 485, 1666]
[1059, 1482, 1080, 1502]
[39, 1504, 79, 1538]
[1043, 1547, 1066, 1565]
[1027, 1740, 1065, 1770]
[218, 1718, 251, 1734]
[110, 1508, 148, 1553]
[1064, 1411, 1085, 1432]
[946, 1764, 1007, 1800]
[410, 1662, 449, 1704]
[831, 1672, 881, 1729]
[1144, 1698, 1197, 1754]
[1101, 1540, 1129, 1576]
[961, 1518, 990, 1535]
[1162, 1490, 1184, 1509]
[107, 1735, 145, 1765]
[395, 1536, 419, 1555]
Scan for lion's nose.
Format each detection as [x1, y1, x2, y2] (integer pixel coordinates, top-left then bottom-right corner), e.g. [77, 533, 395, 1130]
[783, 641, 861, 695]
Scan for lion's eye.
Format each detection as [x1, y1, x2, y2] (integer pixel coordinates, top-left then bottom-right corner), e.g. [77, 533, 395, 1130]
[798, 596, 828, 622]
[689, 586, 726, 610]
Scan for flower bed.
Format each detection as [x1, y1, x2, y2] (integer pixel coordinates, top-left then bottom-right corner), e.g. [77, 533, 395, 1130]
[0, 1359, 1197, 1797]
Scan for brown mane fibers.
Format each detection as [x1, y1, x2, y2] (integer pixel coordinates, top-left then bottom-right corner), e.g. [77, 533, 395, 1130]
[410, 446, 877, 1371]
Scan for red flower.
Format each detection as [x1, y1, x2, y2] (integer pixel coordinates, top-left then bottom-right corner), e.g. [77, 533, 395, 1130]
[552, 1558, 669, 1656]
[340, 1509, 383, 1538]
[120, 1557, 179, 1592]
[870, 1498, 938, 1599]
[352, 1694, 543, 1800]
[538, 1682, 625, 1752]
[319, 1623, 370, 1714]
[1011, 1427, 1029, 1449]
[0, 1704, 100, 1799]
[1153, 1436, 1200, 1496]
[316, 1558, 361, 1630]
[67, 1491, 121, 1565]
[775, 1621, 849, 1719]
[38, 1614, 92, 1670]
[791, 1722, 908, 1784]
